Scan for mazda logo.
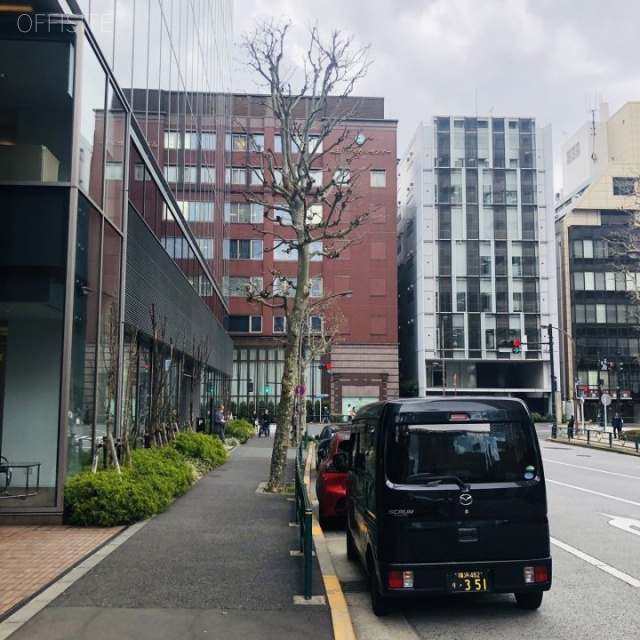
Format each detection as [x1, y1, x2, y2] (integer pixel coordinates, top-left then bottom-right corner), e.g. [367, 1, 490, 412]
[459, 493, 473, 506]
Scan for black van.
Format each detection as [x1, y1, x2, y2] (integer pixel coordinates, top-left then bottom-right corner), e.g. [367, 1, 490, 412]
[342, 397, 551, 616]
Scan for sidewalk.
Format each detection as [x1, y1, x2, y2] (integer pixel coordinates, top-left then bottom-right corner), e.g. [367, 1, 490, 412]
[0, 438, 335, 640]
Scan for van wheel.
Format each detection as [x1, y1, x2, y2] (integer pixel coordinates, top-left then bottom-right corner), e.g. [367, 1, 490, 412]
[368, 559, 392, 617]
[514, 591, 543, 610]
[346, 526, 356, 561]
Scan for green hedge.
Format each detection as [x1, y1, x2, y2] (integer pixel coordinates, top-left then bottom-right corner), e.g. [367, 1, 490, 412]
[64, 432, 228, 527]
[224, 418, 255, 443]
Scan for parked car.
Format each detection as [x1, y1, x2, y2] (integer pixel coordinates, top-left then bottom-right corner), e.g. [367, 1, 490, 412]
[315, 430, 352, 529]
[315, 423, 349, 468]
[344, 397, 551, 616]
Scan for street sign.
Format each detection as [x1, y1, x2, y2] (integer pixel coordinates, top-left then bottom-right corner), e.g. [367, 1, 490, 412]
[601, 393, 612, 406]
[294, 385, 306, 397]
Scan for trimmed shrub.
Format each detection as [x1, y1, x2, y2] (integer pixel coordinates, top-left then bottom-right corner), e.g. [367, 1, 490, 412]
[64, 433, 228, 526]
[170, 431, 227, 467]
[224, 418, 255, 443]
[64, 467, 173, 526]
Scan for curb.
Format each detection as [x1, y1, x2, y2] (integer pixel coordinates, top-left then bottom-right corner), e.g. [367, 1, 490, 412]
[303, 444, 356, 640]
[547, 436, 640, 456]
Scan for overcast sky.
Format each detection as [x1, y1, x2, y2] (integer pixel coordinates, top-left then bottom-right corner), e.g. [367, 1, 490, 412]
[232, 0, 640, 191]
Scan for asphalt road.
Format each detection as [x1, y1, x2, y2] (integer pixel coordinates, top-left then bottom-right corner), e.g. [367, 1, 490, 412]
[318, 436, 640, 640]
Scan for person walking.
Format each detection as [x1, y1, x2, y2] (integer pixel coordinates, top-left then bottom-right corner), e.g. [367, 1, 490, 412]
[612, 412, 623, 439]
[213, 404, 226, 443]
[567, 415, 575, 439]
[260, 409, 270, 437]
[322, 406, 330, 424]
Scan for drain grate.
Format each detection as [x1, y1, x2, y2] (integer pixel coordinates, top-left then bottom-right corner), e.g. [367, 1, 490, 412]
[340, 580, 368, 594]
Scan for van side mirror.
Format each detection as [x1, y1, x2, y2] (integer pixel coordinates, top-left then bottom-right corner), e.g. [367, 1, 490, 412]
[333, 452, 348, 472]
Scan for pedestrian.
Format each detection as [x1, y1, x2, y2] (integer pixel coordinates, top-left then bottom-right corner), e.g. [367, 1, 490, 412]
[567, 415, 575, 439]
[322, 406, 330, 424]
[252, 410, 259, 433]
[612, 412, 623, 439]
[213, 404, 226, 443]
[260, 409, 270, 437]
[348, 404, 356, 422]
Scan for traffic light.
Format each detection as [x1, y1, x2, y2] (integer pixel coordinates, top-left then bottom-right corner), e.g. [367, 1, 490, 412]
[498, 338, 522, 353]
[326, 363, 332, 374]
[248, 380, 254, 393]
[264, 384, 271, 394]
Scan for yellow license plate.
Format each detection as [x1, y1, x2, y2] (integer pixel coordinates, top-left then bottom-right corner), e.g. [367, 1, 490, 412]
[447, 570, 492, 593]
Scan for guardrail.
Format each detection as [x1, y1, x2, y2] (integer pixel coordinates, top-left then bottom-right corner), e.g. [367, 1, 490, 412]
[295, 442, 313, 600]
[551, 428, 640, 452]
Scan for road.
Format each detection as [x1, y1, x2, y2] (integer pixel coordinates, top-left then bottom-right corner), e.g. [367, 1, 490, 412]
[317, 434, 640, 640]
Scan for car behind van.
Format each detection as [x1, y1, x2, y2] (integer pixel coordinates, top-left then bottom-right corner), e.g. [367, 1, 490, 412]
[342, 397, 551, 616]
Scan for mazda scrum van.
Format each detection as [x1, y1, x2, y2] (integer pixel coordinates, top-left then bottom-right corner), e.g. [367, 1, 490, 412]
[342, 397, 551, 616]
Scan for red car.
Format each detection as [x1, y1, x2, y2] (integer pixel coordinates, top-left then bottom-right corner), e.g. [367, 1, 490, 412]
[315, 430, 351, 528]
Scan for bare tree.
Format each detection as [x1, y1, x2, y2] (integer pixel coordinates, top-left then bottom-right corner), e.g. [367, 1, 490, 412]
[239, 20, 373, 491]
[189, 336, 212, 428]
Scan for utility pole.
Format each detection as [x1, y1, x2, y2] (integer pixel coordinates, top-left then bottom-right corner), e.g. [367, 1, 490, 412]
[548, 324, 557, 438]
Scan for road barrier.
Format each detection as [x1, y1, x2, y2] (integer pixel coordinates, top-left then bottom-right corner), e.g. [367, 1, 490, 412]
[295, 443, 313, 600]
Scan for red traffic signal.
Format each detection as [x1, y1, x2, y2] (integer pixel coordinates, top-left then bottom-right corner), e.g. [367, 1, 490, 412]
[326, 363, 332, 374]
[512, 339, 521, 353]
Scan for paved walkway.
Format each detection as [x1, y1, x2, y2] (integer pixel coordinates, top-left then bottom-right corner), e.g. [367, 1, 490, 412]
[0, 438, 335, 640]
[549, 427, 640, 456]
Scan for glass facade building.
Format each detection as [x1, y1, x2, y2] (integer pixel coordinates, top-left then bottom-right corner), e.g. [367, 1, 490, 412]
[397, 116, 557, 414]
[0, 1, 233, 522]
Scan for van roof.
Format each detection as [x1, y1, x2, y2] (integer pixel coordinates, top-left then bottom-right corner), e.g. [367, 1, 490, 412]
[356, 397, 531, 421]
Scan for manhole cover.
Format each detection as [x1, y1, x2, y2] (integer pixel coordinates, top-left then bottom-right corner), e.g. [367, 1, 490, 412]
[340, 580, 368, 594]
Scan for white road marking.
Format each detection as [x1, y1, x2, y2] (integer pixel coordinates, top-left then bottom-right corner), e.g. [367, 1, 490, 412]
[551, 537, 640, 587]
[546, 479, 640, 508]
[602, 514, 640, 537]
[545, 458, 640, 481]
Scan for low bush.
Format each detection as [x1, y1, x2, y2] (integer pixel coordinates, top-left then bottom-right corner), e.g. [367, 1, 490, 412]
[64, 432, 228, 527]
[224, 418, 255, 443]
[170, 431, 227, 468]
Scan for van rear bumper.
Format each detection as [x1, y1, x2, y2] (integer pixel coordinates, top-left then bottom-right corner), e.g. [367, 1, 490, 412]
[377, 557, 552, 597]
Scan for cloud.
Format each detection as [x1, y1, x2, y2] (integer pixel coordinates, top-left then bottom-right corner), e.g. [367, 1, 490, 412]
[234, 0, 640, 187]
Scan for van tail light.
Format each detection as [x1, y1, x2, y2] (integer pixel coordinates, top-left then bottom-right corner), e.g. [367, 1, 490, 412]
[524, 565, 549, 584]
[388, 570, 413, 589]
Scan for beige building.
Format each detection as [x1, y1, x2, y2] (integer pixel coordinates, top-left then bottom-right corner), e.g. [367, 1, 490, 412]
[555, 102, 640, 426]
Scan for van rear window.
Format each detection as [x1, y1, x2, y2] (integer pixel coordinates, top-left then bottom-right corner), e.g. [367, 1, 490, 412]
[385, 422, 538, 484]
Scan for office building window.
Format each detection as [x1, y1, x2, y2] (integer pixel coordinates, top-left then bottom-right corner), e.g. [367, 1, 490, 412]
[226, 167, 247, 185]
[105, 161, 123, 180]
[224, 276, 264, 297]
[197, 238, 214, 259]
[224, 239, 263, 260]
[333, 168, 351, 185]
[201, 165, 215, 184]
[226, 132, 264, 151]
[184, 132, 198, 149]
[274, 241, 322, 261]
[134, 163, 146, 181]
[228, 316, 263, 332]
[184, 165, 198, 183]
[201, 132, 216, 150]
[370, 169, 386, 188]
[613, 177, 635, 196]
[178, 201, 214, 222]
[274, 316, 286, 333]
[164, 165, 179, 183]
[164, 131, 180, 149]
[225, 202, 263, 223]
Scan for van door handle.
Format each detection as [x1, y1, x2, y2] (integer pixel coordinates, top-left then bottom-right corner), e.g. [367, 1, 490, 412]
[458, 527, 478, 542]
